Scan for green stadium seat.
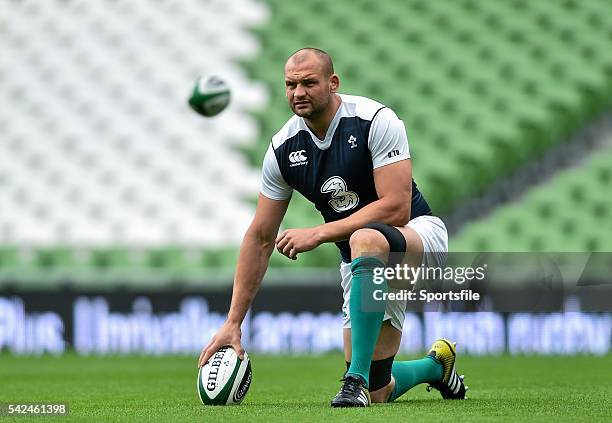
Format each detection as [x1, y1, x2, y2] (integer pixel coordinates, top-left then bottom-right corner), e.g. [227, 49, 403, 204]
[0, 247, 20, 269]
[34, 247, 78, 269]
[90, 247, 140, 270]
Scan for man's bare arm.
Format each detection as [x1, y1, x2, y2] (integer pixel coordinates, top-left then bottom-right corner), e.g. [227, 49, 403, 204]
[198, 194, 289, 365]
[227, 194, 290, 324]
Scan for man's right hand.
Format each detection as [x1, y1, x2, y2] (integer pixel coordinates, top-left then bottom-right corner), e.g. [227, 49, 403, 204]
[197, 321, 244, 368]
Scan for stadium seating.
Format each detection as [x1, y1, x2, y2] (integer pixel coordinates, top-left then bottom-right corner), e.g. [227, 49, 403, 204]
[452, 140, 612, 251]
[1, 0, 612, 281]
[0, 0, 268, 248]
[246, 0, 612, 214]
[0, 0, 273, 279]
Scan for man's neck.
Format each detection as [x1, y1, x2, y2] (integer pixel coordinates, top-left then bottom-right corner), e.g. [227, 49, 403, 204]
[304, 94, 341, 140]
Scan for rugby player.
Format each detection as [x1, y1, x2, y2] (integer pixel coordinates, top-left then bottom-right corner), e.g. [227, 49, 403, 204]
[199, 48, 468, 407]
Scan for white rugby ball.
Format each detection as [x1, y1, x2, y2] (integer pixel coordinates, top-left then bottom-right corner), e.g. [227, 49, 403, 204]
[188, 75, 231, 117]
[197, 346, 252, 406]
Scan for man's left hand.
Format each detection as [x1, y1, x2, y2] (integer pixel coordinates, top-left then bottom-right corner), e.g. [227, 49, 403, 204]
[275, 227, 322, 260]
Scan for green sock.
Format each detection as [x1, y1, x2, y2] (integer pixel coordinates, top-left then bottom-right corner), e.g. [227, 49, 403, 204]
[346, 256, 387, 388]
[388, 356, 443, 401]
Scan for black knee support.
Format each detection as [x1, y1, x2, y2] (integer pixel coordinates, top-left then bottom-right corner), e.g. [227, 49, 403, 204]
[363, 221, 407, 267]
[345, 355, 395, 391]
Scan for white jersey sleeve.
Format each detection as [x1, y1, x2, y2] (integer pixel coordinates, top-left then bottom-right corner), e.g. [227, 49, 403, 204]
[368, 107, 411, 169]
[260, 144, 293, 200]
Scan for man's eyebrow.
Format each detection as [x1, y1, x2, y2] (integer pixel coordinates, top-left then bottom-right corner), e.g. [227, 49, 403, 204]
[284, 74, 318, 83]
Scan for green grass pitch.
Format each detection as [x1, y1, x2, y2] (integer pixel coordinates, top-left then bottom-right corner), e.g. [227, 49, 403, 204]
[2, 353, 611, 422]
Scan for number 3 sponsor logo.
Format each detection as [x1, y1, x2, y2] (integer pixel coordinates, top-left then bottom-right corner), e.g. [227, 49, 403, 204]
[321, 176, 359, 212]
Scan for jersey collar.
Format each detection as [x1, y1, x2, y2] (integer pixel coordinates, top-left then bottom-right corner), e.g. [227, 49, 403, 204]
[299, 96, 346, 150]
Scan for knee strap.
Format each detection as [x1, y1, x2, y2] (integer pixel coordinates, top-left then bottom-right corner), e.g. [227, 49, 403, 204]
[363, 221, 407, 268]
[346, 355, 395, 391]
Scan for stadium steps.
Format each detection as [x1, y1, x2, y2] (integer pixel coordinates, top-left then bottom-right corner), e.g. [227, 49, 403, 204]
[442, 113, 612, 234]
[451, 140, 612, 252]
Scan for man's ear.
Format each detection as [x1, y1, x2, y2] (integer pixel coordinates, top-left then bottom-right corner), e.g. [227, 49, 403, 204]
[329, 74, 340, 93]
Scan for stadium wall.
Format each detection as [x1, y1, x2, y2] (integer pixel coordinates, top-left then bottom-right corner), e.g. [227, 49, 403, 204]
[1, 287, 610, 356]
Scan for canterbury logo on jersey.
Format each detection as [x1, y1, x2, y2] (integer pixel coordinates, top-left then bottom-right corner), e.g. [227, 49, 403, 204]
[289, 150, 308, 167]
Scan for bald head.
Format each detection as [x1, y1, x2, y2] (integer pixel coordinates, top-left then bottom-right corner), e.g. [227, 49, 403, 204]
[283, 47, 340, 122]
[286, 48, 334, 77]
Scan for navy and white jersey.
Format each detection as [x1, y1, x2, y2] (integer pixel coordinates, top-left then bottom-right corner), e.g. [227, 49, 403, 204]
[260, 94, 431, 262]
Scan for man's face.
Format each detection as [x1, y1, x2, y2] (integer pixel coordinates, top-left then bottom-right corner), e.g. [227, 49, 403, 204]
[284, 56, 335, 119]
